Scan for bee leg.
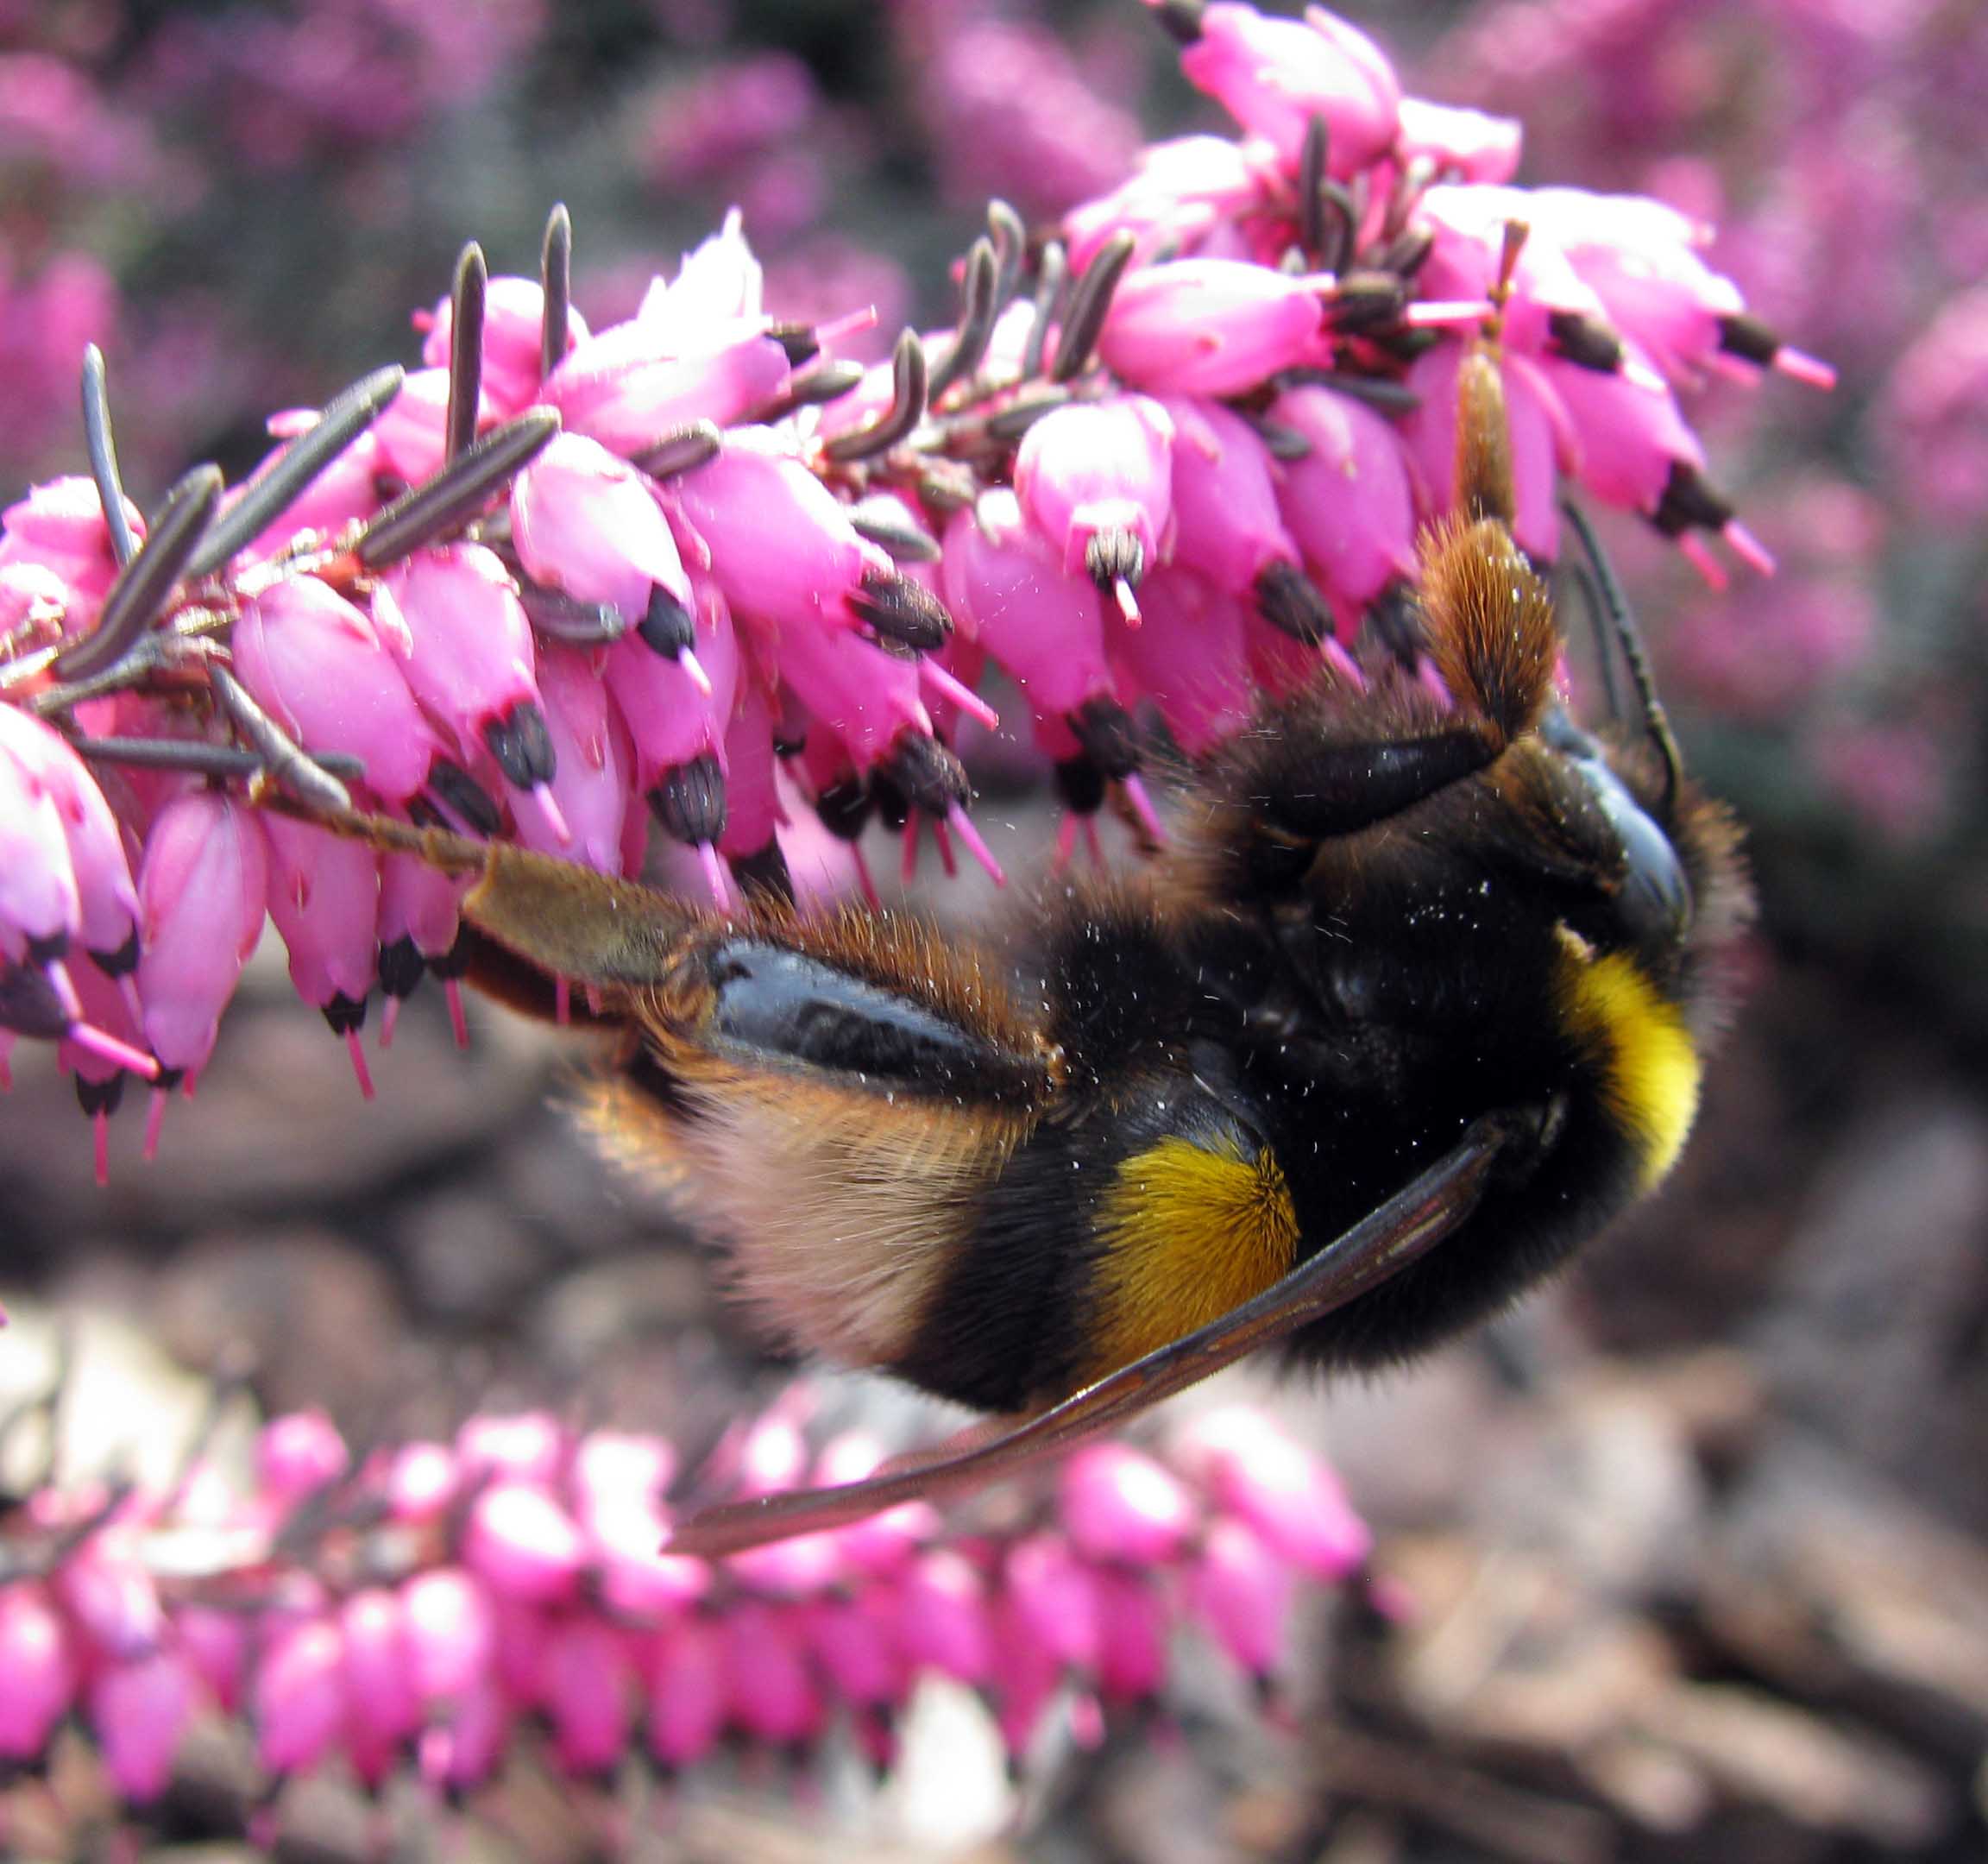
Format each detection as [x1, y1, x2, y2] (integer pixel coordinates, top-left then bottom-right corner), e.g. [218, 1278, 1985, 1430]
[664, 1113, 1519, 1558]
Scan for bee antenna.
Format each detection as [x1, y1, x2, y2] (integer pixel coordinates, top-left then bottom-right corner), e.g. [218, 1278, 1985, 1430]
[1563, 557, 1626, 726]
[1561, 499, 1682, 822]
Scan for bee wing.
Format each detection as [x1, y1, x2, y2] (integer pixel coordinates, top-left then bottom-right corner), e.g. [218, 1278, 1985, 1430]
[664, 1113, 1518, 1558]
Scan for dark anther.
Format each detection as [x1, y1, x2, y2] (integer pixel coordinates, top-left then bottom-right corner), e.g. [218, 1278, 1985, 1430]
[0, 960, 66, 1040]
[55, 463, 223, 681]
[429, 759, 503, 836]
[766, 322, 821, 367]
[1255, 561, 1332, 646]
[1716, 312, 1781, 368]
[1547, 308, 1626, 375]
[732, 839, 795, 904]
[540, 203, 573, 383]
[25, 929, 69, 967]
[1052, 230, 1136, 383]
[881, 732, 970, 815]
[80, 345, 136, 566]
[1651, 460, 1734, 538]
[848, 570, 953, 652]
[153, 1065, 186, 1094]
[92, 926, 141, 980]
[1068, 696, 1142, 780]
[637, 585, 696, 658]
[356, 409, 561, 570]
[815, 775, 871, 841]
[1366, 582, 1427, 670]
[772, 728, 808, 760]
[483, 701, 557, 790]
[1328, 270, 1410, 334]
[190, 366, 406, 578]
[446, 242, 488, 465]
[379, 933, 425, 1000]
[321, 992, 368, 1037]
[632, 420, 722, 480]
[75, 1074, 126, 1118]
[431, 929, 472, 981]
[1152, 0, 1205, 45]
[648, 753, 727, 846]
[1084, 529, 1144, 595]
[1054, 755, 1107, 816]
[868, 768, 910, 831]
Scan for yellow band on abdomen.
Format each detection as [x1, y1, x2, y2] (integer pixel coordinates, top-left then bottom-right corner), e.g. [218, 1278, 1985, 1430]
[1091, 1134, 1299, 1378]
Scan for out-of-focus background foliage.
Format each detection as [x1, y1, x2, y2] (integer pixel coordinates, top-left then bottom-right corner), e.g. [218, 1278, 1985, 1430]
[2, 1, 1986, 1858]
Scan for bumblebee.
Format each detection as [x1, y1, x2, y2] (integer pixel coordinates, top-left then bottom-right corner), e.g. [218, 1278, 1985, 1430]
[296, 350, 1749, 1552]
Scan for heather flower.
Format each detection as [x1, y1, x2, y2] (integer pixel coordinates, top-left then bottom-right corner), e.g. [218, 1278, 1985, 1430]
[232, 576, 444, 806]
[1268, 381, 1420, 625]
[1014, 394, 1175, 620]
[545, 309, 790, 454]
[510, 431, 697, 653]
[372, 365, 491, 487]
[373, 542, 568, 841]
[1064, 135, 1275, 271]
[1098, 259, 1334, 399]
[261, 813, 381, 1090]
[1395, 95, 1523, 184]
[1170, 1, 1402, 178]
[132, 790, 267, 1137]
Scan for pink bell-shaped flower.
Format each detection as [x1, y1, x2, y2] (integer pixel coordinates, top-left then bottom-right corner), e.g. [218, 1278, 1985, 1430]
[0, 1583, 77, 1761]
[0, 475, 142, 638]
[1394, 97, 1523, 185]
[339, 1587, 422, 1789]
[1267, 381, 1420, 625]
[647, 1616, 727, 1773]
[545, 312, 790, 453]
[0, 704, 140, 979]
[462, 1481, 587, 1604]
[135, 791, 267, 1145]
[256, 1409, 351, 1503]
[1173, 1405, 1372, 1578]
[1100, 258, 1333, 398]
[1060, 1441, 1198, 1567]
[1187, 1516, 1293, 1684]
[897, 1549, 994, 1687]
[542, 1616, 635, 1779]
[1065, 135, 1274, 271]
[1093, 1565, 1167, 1703]
[1015, 394, 1174, 620]
[1115, 564, 1256, 754]
[401, 1568, 496, 1704]
[90, 1650, 197, 1804]
[1172, 1, 1401, 176]
[233, 574, 444, 805]
[374, 542, 567, 842]
[725, 1603, 824, 1749]
[524, 645, 632, 876]
[261, 813, 382, 1095]
[512, 432, 698, 657]
[256, 1615, 347, 1779]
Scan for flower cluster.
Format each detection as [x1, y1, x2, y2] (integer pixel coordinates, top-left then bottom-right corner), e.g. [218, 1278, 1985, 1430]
[0, 1397, 1367, 1830]
[0, 0, 1824, 1162]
